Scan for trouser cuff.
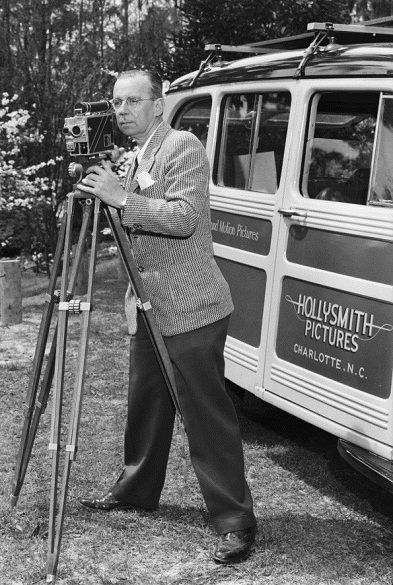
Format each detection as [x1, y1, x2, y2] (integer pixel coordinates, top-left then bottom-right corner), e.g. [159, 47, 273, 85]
[213, 513, 257, 535]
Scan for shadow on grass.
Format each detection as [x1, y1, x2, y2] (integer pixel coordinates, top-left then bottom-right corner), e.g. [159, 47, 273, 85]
[259, 510, 393, 580]
[74, 502, 210, 531]
[228, 384, 393, 527]
[39, 500, 393, 582]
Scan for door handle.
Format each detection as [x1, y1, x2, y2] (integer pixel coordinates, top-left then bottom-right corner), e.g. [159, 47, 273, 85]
[278, 207, 308, 218]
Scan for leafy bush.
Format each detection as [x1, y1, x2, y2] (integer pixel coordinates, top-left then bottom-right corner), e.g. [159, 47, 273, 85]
[0, 93, 62, 271]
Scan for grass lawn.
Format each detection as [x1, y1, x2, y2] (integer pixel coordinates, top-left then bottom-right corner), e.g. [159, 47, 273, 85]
[1, 252, 393, 584]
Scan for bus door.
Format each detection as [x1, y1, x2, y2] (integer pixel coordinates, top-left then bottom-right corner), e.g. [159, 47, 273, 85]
[264, 81, 393, 457]
[207, 86, 294, 393]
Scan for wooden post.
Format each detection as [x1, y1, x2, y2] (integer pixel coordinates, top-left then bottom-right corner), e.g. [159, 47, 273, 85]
[0, 259, 22, 326]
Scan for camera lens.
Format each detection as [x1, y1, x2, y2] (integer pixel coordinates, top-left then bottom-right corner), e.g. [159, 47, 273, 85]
[72, 125, 82, 137]
[75, 100, 111, 114]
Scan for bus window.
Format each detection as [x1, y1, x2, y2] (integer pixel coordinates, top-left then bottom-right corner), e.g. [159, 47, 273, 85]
[172, 97, 212, 147]
[302, 92, 378, 204]
[215, 92, 291, 193]
[369, 95, 393, 206]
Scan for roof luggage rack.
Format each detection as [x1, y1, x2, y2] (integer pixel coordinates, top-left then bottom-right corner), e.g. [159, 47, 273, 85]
[189, 18, 393, 86]
[204, 32, 315, 55]
[308, 20, 393, 44]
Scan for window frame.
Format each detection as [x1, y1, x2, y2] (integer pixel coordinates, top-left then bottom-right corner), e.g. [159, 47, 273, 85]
[214, 91, 292, 195]
[171, 96, 213, 147]
[300, 90, 381, 205]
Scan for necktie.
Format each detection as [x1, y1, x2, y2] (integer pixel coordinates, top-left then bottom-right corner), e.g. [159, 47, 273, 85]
[125, 154, 139, 192]
[131, 155, 139, 179]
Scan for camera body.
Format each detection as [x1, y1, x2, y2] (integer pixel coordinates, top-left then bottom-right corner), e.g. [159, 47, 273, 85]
[63, 100, 114, 157]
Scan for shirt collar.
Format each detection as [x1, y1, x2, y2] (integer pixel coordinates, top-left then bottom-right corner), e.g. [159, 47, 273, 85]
[135, 121, 164, 162]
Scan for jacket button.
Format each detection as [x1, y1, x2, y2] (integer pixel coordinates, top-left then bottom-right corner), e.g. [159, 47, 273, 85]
[138, 266, 144, 272]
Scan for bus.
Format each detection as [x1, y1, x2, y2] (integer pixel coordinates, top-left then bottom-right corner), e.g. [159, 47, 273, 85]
[164, 19, 393, 492]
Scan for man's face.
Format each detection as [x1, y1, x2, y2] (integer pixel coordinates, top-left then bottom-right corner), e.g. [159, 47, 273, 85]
[112, 74, 163, 145]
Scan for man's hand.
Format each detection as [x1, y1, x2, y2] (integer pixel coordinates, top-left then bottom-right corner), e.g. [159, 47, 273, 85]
[99, 146, 126, 163]
[77, 159, 127, 209]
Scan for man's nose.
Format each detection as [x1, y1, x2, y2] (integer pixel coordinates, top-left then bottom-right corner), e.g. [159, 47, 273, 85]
[117, 100, 128, 114]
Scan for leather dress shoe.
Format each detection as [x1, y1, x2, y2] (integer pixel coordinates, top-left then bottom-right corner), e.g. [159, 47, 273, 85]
[79, 491, 140, 511]
[213, 526, 257, 564]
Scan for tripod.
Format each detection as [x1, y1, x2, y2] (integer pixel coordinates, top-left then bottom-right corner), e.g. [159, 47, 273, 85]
[10, 188, 182, 584]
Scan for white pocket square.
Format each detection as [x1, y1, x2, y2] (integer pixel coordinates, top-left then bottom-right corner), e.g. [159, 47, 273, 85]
[137, 171, 155, 189]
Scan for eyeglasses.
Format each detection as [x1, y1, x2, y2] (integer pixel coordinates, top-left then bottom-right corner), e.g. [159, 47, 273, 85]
[111, 97, 155, 111]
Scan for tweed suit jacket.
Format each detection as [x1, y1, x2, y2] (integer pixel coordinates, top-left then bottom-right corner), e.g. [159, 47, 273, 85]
[122, 121, 233, 336]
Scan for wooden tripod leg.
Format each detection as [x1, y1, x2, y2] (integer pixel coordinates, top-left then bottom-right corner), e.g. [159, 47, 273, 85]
[10, 215, 66, 508]
[11, 198, 95, 508]
[46, 197, 100, 584]
[103, 205, 182, 419]
[46, 193, 75, 582]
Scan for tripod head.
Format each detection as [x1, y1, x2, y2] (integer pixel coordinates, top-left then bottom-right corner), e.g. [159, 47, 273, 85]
[68, 157, 101, 185]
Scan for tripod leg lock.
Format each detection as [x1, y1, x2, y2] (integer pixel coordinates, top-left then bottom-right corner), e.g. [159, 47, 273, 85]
[136, 298, 152, 312]
[58, 300, 92, 314]
[65, 444, 78, 460]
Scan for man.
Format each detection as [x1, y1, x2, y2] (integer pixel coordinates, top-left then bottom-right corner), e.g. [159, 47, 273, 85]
[77, 69, 257, 564]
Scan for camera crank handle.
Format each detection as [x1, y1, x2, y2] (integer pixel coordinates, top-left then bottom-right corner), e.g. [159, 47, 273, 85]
[68, 162, 83, 182]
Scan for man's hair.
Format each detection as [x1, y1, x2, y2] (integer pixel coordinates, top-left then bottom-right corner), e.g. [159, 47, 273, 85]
[116, 70, 163, 100]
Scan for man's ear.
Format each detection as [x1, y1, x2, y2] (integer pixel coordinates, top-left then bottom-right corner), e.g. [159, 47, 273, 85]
[154, 97, 165, 117]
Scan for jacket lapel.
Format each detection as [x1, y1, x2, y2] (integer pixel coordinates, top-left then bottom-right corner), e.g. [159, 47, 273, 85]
[139, 121, 173, 174]
[126, 122, 173, 193]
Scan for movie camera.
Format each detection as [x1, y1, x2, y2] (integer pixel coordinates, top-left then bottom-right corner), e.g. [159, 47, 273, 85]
[63, 100, 114, 157]
[63, 99, 115, 182]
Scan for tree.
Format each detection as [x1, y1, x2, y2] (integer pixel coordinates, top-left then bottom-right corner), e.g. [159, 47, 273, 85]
[166, 0, 276, 78]
[167, 0, 351, 79]
[275, 0, 350, 37]
[137, 3, 181, 74]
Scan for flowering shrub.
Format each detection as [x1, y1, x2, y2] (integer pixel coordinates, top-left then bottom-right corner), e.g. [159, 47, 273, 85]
[0, 93, 62, 270]
[114, 148, 135, 186]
